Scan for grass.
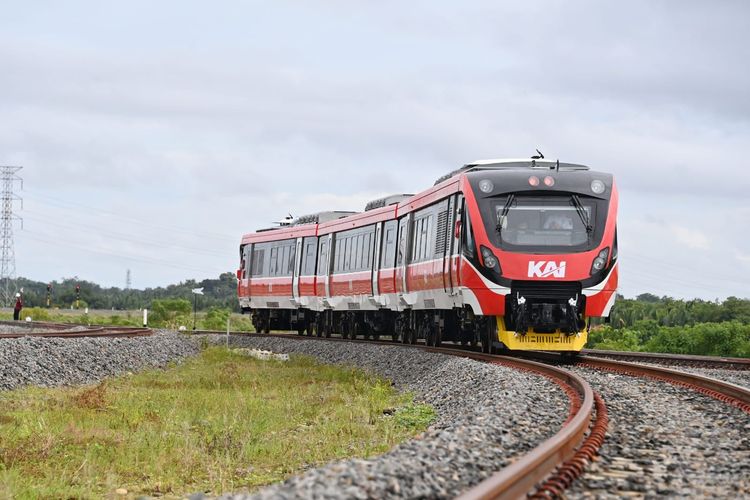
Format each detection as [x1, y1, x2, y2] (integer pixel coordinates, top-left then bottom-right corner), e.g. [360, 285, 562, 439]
[0, 348, 435, 498]
[0, 307, 256, 332]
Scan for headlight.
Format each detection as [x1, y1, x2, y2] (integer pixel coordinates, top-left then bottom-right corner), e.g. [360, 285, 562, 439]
[480, 245, 502, 274]
[591, 179, 606, 194]
[478, 179, 494, 193]
[590, 247, 609, 275]
[543, 176, 555, 187]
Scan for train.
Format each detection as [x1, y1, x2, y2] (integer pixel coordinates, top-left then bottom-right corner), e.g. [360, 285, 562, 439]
[237, 157, 618, 353]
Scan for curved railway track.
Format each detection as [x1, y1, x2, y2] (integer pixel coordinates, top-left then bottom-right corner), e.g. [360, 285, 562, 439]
[9, 323, 747, 497]
[582, 348, 750, 370]
[199, 330, 750, 498]
[200, 331, 609, 499]
[0, 320, 152, 338]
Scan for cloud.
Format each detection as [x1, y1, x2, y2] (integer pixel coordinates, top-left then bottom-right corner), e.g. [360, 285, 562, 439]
[0, 1, 748, 299]
[668, 225, 710, 251]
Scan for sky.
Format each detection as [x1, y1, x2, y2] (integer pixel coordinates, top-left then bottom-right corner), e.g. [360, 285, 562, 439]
[1, 1, 748, 299]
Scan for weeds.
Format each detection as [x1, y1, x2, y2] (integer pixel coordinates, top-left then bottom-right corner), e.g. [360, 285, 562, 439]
[0, 348, 434, 498]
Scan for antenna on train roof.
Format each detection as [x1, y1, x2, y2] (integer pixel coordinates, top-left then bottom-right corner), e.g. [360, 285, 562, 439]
[275, 213, 294, 226]
[531, 149, 544, 159]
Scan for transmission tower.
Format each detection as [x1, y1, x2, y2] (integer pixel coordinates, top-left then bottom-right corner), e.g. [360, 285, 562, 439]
[0, 166, 22, 306]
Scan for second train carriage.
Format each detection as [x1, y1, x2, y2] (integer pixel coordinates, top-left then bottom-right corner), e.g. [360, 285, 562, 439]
[237, 158, 619, 352]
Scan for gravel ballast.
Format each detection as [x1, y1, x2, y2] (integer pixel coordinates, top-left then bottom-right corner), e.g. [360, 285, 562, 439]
[0, 329, 201, 391]
[567, 368, 750, 499]
[208, 336, 570, 500]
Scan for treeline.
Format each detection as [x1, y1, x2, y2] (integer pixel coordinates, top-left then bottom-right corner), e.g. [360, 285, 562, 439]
[590, 294, 750, 357]
[7, 273, 239, 311]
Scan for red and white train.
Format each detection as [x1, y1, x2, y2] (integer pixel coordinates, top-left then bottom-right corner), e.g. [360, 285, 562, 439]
[237, 158, 618, 353]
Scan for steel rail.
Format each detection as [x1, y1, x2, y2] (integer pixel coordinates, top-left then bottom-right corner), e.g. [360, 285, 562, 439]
[0, 321, 152, 339]
[576, 355, 750, 413]
[582, 348, 750, 370]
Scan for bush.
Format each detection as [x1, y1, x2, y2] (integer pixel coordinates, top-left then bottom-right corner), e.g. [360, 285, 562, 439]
[201, 308, 231, 331]
[150, 299, 193, 329]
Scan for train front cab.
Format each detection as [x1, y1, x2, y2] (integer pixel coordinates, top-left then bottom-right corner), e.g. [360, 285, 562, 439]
[459, 165, 619, 352]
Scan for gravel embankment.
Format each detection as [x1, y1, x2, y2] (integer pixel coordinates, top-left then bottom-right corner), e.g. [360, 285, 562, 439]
[0, 329, 200, 390]
[206, 336, 570, 500]
[567, 368, 750, 499]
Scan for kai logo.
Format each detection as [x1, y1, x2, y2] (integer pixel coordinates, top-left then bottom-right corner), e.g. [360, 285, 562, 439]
[528, 261, 567, 278]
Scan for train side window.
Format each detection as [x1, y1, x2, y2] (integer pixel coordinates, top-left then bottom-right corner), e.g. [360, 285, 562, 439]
[382, 221, 397, 268]
[342, 237, 349, 272]
[251, 248, 265, 277]
[462, 205, 477, 258]
[287, 244, 296, 276]
[318, 240, 329, 275]
[354, 235, 360, 271]
[364, 232, 371, 268]
[302, 238, 317, 275]
[411, 218, 420, 262]
[279, 246, 287, 276]
[334, 237, 342, 273]
[357, 234, 365, 271]
[269, 247, 278, 276]
[397, 217, 408, 265]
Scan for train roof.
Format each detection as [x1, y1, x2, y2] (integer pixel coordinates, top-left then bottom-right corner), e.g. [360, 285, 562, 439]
[434, 159, 591, 185]
[318, 204, 395, 234]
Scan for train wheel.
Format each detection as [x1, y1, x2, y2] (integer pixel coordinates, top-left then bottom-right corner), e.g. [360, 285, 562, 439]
[324, 318, 332, 338]
[480, 329, 490, 353]
[424, 322, 435, 347]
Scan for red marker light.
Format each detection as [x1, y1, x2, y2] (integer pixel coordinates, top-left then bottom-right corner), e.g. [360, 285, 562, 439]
[544, 176, 555, 187]
[528, 176, 540, 186]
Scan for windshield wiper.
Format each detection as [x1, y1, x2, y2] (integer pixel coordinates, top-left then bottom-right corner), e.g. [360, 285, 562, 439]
[571, 194, 593, 236]
[496, 194, 515, 237]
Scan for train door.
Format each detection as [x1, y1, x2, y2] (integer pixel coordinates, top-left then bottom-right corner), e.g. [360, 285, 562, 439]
[449, 194, 463, 294]
[372, 222, 382, 296]
[396, 213, 413, 294]
[241, 243, 252, 299]
[324, 233, 333, 298]
[442, 195, 457, 295]
[293, 237, 303, 301]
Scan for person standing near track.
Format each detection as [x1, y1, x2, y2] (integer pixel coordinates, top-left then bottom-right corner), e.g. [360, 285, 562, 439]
[13, 291, 23, 321]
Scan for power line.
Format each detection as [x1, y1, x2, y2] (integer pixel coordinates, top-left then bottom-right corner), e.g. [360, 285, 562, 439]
[0, 166, 22, 306]
[24, 189, 237, 242]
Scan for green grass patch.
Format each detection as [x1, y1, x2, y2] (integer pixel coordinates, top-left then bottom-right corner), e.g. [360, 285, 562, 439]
[0, 348, 435, 498]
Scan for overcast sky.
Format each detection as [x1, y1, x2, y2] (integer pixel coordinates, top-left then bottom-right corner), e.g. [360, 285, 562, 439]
[1, 1, 748, 299]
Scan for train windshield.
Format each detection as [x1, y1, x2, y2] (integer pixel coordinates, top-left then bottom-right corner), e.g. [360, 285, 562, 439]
[482, 195, 604, 252]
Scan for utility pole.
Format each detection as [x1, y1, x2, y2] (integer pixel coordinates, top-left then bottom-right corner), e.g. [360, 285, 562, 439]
[0, 166, 22, 307]
[126, 269, 132, 290]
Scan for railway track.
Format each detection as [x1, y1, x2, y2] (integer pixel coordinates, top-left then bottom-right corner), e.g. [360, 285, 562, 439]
[198, 330, 750, 498]
[11, 324, 746, 497]
[0, 320, 152, 338]
[199, 332, 608, 498]
[582, 348, 750, 370]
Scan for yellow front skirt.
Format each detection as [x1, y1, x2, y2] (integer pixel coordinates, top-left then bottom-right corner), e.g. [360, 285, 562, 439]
[495, 316, 588, 351]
